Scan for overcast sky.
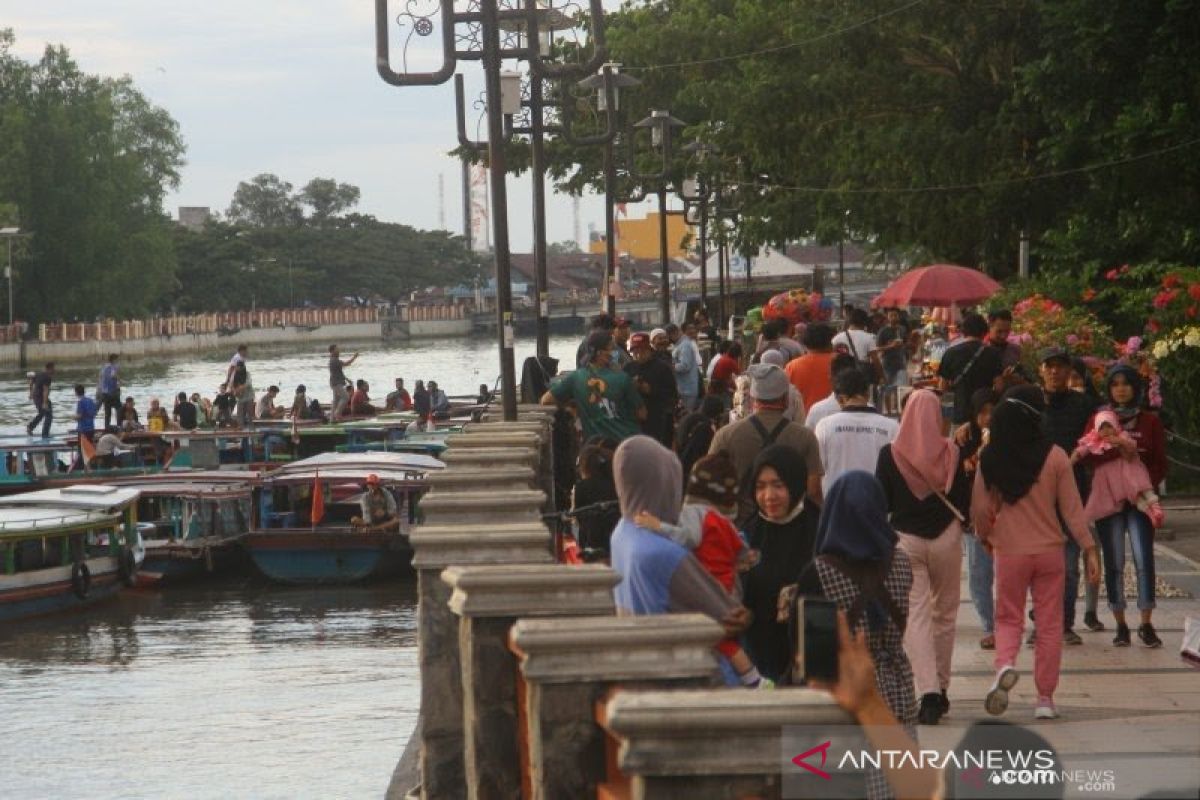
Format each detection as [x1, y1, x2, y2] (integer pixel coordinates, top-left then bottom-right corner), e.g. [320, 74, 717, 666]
[3, 0, 660, 251]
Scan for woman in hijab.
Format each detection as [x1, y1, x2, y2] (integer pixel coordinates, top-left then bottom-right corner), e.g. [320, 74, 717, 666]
[1076, 364, 1166, 647]
[741, 444, 822, 682]
[609, 436, 749, 647]
[874, 388, 971, 725]
[815, 471, 915, 798]
[971, 384, 1100, 722]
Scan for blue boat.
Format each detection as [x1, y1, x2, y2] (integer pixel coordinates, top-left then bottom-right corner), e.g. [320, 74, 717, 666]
[0, 485, 143, 621]
[242, 453, 442, 584]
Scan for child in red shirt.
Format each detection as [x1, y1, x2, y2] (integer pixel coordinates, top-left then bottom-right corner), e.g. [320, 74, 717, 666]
[635, 453, 767, 687]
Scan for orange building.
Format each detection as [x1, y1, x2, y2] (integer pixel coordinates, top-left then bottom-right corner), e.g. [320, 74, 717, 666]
[588, 210, 693, 260]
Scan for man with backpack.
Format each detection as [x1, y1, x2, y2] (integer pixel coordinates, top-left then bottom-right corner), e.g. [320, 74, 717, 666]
[937, 312, 1003, 429]
[708, 363, 824, 524]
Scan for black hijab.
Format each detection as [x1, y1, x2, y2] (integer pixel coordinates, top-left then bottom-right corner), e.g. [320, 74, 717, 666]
[742, 444, 819, 681]
[980, 384, 1053, 504]
[1105, 363, 1144, 421]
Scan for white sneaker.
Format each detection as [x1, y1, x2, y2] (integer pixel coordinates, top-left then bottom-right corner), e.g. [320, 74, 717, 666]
[1034, 700, 1059, 720]
[985, 666, 1019, 716]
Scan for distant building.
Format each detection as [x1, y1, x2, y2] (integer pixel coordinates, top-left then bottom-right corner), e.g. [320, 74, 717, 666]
[588, 210, 692, 260]
[178, 207, 212, 230]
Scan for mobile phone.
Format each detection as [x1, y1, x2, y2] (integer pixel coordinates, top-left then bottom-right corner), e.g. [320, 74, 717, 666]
[794, 597, 839, 683]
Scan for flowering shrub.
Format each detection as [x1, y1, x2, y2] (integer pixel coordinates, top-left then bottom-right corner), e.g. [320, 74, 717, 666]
[1009, 294, 1114, 377]
[1149, 325, 1200, 438]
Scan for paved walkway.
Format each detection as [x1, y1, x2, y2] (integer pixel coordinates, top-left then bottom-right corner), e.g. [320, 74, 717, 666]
[926, 532, 1200, 798]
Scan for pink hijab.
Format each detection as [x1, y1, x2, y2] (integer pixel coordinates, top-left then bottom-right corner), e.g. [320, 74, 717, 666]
[1077, 409, 1128, 455]
[893, 389, 959, 500]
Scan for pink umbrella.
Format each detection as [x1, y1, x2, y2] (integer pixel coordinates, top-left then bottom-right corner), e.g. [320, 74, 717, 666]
[871, 264, 1002, 309]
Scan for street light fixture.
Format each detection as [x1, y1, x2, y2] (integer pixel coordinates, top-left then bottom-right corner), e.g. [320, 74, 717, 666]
[0, 227, 30, 326]
[630, 109, 686, 326]
[375, 0, 609, 421]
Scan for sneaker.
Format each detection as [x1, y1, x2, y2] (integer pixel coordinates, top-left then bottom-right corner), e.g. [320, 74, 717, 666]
[918, 692, 944, 725]
[1083, 612, 1105, 632]
[1138, 623, 1163, 648]
[753, 676, 776, 690]
[938, 689, 950, 717]
[1113, 623, 1131, 647]
[985, 666, 1019, 717]
[1034, 699, 1059, 720]
[1063, 628, 1083, 646]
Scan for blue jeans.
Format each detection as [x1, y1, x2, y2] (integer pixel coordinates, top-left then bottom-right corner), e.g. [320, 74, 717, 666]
[1095, 506, 1157, 612]
[1062, 533, 1100, 628]
[965, 533, 994, 634]
[29, 401, 52, 437]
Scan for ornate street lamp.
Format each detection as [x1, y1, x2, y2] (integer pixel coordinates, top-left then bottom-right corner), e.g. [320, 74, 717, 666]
[374, 0, 608, 420]
[630, 110, 686, 325]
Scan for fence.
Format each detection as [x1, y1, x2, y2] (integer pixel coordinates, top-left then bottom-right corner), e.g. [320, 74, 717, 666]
[36, 307, 382, 343]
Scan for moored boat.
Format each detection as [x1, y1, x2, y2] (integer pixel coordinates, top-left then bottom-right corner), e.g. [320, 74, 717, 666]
[0, 485, 142, 620]
[242, 452, 442, 584]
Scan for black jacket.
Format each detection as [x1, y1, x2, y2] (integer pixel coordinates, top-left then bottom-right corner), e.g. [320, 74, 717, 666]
[1041, 389, 1098, 498]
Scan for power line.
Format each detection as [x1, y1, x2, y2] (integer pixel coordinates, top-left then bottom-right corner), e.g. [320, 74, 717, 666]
[725, 136, 1200, 196]
[625, 0, 926, 72]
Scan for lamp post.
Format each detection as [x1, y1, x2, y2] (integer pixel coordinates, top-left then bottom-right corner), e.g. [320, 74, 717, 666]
[678, 139, 717, 314]
[0, 227, 29, 326]
[375, 0, 608, 420]
[574, 63, 640, 316]
[631, 109, 686, 326]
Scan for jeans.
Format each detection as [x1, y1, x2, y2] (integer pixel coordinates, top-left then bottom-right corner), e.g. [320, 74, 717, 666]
[29, 401, 52, 437]
[101, 392, 121, 429]
[1063, 531, 1100, 628]
[1095, 506, 1157, 612]
[965, 533, 994, 634]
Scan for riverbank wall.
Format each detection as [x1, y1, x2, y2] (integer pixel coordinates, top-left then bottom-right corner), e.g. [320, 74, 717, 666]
[1, 321, 383, 368]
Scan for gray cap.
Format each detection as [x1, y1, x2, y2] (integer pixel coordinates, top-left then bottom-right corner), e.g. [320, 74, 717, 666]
[1039, 346, 1071, 365]
[747, 363, 789, 401]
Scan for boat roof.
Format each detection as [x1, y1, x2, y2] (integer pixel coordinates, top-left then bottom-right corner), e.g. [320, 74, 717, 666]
[278, 452, 444, 473]
[0, 484, 141, 512]
[103, 478, 254, 496]
[0, 505, 123, 535]
[263, 467, 429, 486]
[0, 435, 74, 452]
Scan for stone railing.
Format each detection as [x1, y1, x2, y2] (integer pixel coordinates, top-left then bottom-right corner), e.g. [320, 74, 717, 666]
[398, 404, 850, 800]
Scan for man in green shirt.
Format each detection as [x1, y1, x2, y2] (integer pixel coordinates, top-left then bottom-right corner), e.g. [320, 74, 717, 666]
[542, 331, 646, 441]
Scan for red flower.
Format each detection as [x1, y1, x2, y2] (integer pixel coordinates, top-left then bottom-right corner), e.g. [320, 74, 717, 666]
[1105, 269, 1120, 281]
[1189, 283, 1200, 301]
[1152, 289, 1179, 309]
[1189, 305, 1198, 319]
[1148, 319, 1161, 333]
[1119, 264, 1130, 274]
[1082, 288, 1097, 301]
[1163, 274, 1182, 289]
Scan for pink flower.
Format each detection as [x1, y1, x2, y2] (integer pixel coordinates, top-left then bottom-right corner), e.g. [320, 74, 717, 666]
[1124, 336, 1142, 355]
[1066, 334, 1080, 346]
[1105, 269, 1120, 281]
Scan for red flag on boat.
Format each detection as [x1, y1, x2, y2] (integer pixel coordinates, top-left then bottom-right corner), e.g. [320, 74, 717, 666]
[311, 471, 325, 526]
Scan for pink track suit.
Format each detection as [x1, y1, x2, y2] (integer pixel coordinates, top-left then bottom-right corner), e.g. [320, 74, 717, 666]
[971, 446, 1095, 702]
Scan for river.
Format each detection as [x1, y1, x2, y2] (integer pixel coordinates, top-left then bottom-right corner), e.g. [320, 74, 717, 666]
[0, 334, 581, 799]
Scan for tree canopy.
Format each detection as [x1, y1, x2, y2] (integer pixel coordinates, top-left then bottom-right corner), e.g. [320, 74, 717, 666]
[541, 0, 1200, 274]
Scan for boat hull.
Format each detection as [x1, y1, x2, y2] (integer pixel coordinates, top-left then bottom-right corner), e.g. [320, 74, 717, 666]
[243, 530, 411, 584]
[0, 556, 123, 621]
[140, 540, 244, 585]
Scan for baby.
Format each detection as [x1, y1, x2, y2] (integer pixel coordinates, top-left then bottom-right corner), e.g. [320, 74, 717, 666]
[634, 452, 767, 688]
[1072, 410, 1164, 527]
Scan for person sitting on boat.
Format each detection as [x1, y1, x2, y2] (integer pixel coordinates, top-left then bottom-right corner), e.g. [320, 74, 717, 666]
[146, 398, 170, 432]
[351, 474, 400, 531]
[213, 384, 236, 428]
[256, 385, 287, 419]
[173, 391, 199, 430]
[350, 380, 377, 416]
[93, 427, 131, 469]
[119, 396, 141, 431]
[191, 393, 213, 427]
[386, 378, 413, 412]
[290, 385, 311, 419]
[428, 381, 451, 419]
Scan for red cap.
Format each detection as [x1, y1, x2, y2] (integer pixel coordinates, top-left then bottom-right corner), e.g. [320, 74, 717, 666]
[366, 473, 381, 485]
[629, 332, 651, 349]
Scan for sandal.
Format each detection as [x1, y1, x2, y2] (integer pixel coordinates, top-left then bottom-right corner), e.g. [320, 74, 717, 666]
[980, 634, 996, 650]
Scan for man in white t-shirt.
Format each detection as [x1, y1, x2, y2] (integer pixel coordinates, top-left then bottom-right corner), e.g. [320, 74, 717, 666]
[814, 366, 898, 495]
[831, 308, 877, 366]
[805, 353, 859, 430]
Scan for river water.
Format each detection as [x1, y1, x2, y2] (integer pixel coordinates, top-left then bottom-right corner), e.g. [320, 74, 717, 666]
[0, 334, 580, 799]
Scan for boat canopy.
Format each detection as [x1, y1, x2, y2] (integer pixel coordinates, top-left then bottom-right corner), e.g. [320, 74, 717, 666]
[0, 485, 142, 513]
[277, 452, 444, 474]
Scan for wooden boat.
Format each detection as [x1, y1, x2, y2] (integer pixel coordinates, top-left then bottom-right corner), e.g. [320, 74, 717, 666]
[242, 452, 443, 584]
[103, 472, 259, 586]
[0, 485, 142, 621]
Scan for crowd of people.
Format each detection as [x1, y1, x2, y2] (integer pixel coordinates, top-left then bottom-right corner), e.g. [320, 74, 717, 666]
[541, 304, 1168, 762]
[24, 344, 479, 463]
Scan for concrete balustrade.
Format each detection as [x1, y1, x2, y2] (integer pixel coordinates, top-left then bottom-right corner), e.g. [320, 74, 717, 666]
[599, 688, 851, 798]
[440, 447, 540, 471]
[418, 489, 545, 526]
[509, 615, 724, 800]
[442, 564, 620, 800]
[424, 466, 537, 493]
[444, 431, 542, 450]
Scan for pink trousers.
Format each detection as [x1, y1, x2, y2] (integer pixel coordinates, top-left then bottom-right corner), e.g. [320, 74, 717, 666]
[994, 550, 1065, 700]
[899, 522, 962, 695]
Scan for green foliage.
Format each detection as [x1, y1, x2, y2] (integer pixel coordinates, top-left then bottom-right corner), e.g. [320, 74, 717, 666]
[0, 31, 185, 321]
[226, 173, 303, 227]
[545, 0, 1200, 273]
[298, 178, 361, 225]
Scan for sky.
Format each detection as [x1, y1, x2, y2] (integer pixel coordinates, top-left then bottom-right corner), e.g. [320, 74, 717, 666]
[2, 0, 660, 251]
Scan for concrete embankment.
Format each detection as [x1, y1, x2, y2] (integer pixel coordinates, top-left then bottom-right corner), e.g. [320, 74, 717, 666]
[2, 321, 383, 368]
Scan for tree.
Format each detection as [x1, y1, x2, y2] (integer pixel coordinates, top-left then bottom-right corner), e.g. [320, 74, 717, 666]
[0, 31, 184, 321]
[547, 239, 581, 256]
[226, 173, 303, 227]
[298, 178, 361, 224]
